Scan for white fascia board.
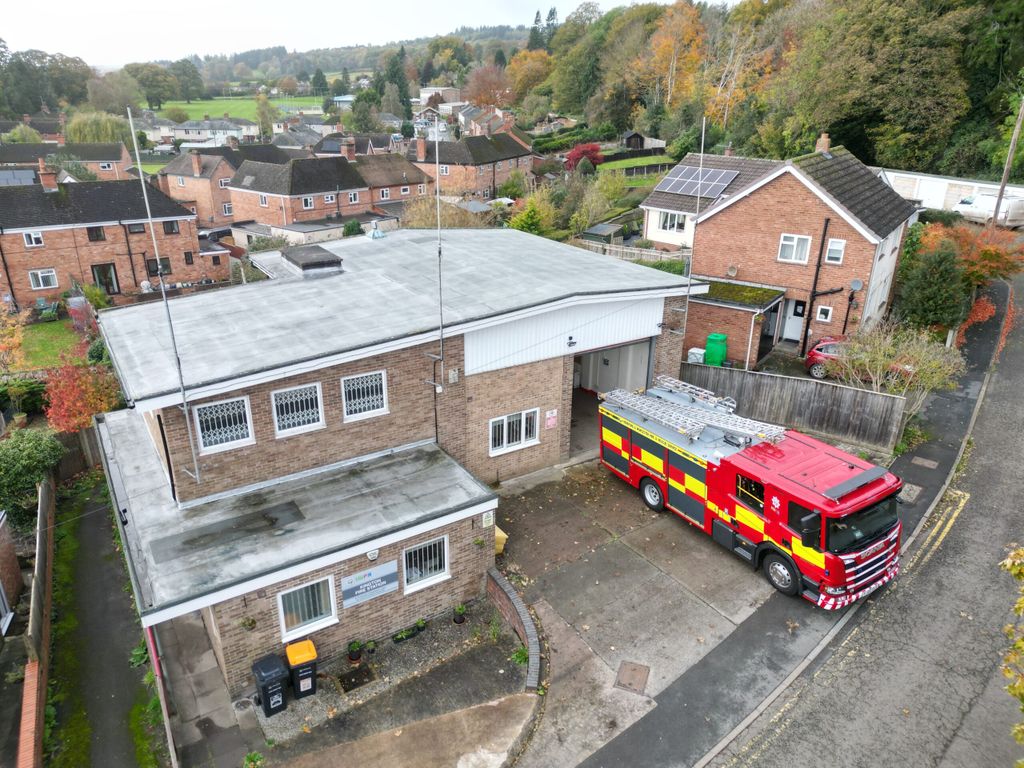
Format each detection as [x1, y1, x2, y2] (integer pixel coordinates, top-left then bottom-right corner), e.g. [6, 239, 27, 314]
[138, 497, 498, 627]
[695, 165, 881, 245]
[132, 287, 702, 410]
[4, 215, 193, 234]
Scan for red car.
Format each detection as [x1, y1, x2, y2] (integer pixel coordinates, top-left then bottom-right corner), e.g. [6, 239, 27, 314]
[805, 336, 845, 379]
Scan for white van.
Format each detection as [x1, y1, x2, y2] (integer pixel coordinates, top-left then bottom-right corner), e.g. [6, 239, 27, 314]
[953, 193, 1024, 227]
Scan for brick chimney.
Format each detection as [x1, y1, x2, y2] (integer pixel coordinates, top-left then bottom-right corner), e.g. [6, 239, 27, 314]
[37, 158, 58, 192]
[341, 136, 356, 161]
[190, 150, 202, 177]
[22, 114, 31, 125]
[416, 136, 427, 163]
[724, 144, 734, 157]
[815, 132, 831, 153]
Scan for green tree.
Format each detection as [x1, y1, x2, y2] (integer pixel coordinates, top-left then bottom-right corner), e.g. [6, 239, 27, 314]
[352, 102, 382, 132]
[1, 123, 42, 143]
[311, 68, 328, 92]
[169, 59, 204, 103]
[46, 151, 98, 181]
[528, 10, 546, 51]
[381, 82, 403, 118]
[498, 170, 528, 199]
[509, 198, 545, 234]
[401, 120, 415, 138]
[339, 68, 351, 94]
[384, 46, 413, 119]
[65, 112, 132, 146]
[164, 106, 189, 123]
[494, 49, 507, 68]
[545, 7, 560, 48]
[0, 428, 65, 530]
[897, 240, 968, 329]
[1000, 547, 1024, 754]
[255, 93, 280, 139]
[87, 70, 144, 115]
[124, 63, 179, 110]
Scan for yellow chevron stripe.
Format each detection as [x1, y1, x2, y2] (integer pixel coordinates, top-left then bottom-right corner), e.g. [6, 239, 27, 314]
[684, 474, 707, 499]
[734, 505, 765, 533]
[640, 449, 664, 474]
[602, 427, 622, 450]
[791, 537, 826, 569]
[600, 408, 706, 466]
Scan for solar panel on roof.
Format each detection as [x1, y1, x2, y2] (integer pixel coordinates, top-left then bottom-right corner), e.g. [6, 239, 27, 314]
[654, 166, 739, 198]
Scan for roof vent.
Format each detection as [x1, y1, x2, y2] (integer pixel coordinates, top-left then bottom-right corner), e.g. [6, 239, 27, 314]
[367, 221, 386, 240]
[281, 244, 343, 278]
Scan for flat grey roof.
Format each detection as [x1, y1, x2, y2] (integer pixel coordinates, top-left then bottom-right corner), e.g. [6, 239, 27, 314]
[99, 229, 697, 403]
[98, 409, 495, 620]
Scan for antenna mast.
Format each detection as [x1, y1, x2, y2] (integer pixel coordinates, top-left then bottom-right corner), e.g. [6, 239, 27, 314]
[126, 108, 201, 483]
[433, 114, 445, 389]
[679, 116, 706, 350]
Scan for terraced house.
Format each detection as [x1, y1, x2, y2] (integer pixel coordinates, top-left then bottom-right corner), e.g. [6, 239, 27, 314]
[0, 142, 132, 181]
[0, 177, 226, 310]
[407, 134, 532, 198]
[96, 229, 707, 701]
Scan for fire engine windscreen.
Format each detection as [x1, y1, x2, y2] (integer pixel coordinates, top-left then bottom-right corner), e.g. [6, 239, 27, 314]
[826, 494, 899, 554]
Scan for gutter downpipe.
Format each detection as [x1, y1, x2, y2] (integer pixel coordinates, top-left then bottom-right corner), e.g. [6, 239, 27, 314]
[746, 309, 757, 371]
[678, 116, 706, 352]
[0, 232, 16, 311]
[801, 217, 830, 358]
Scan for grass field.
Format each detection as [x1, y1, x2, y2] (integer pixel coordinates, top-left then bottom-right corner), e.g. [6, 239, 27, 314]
[19, 320, 82, 370]
[599, 154, 672, 171]
[159, 96, 324, 121]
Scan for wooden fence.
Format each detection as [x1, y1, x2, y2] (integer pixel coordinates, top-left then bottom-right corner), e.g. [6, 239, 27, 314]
[680, 363, 906, 451]
[571, 239, 692, 265]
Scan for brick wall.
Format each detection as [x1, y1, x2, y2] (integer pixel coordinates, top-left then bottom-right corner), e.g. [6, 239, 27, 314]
[159, 341, 441, 502]
[0, 219, 223, 309]
[370, 180, 433, 205]
[229, 188, 372, 227]
[413, 155, 530, 198]
[683, 302, 763, 369]
[207, 515, 495, 697]
[158, 161, 235, 227]
[652, 296, 688, 377]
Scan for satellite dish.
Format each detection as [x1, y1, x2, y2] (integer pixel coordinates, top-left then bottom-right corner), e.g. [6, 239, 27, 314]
[726, 265, 738, 277]
[850, 279, 864, 291]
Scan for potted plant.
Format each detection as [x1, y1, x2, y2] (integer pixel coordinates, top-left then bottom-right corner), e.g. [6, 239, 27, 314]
[415, 618, 427, 634]
[453, 604, 467, 625]
[7, 381, 29, 428]
[365, 640, 376, 655]
[348, 640, 362, 662]
[393, 628, 414, 644]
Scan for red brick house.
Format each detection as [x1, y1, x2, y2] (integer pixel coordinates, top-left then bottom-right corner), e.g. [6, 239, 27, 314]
[96, 229, 705, 702]
[354, 153, 434, 209]
[0, 142, 131, 181]
[314, 133, 399, 157]
[0, 112, 66, 144]
[407, 134, 532, 199]
[643, 137, 917, 368]
[0, 177, 225, 310]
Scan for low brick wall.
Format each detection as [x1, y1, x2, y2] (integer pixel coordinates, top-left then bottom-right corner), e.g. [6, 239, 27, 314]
[487, 568, 540, 692]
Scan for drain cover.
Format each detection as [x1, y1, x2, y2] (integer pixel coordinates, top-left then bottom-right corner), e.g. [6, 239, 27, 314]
[614, 661, 649, 695]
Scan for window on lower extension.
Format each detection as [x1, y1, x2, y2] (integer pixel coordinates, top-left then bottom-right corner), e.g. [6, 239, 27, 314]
[658, 211, 682, 231]
[736, 474, 765, 514]
[302, 196, 314, 210]
[146, 258, 171, 277]
[272, 383, 324, 436]
[404, 536, 448, 590]
[278, 578, 335, 637]
[490, 409, 539, 455]
[163, 221, 180, 235]
[380, 188, 390, 200]
[341, 371, 388, 420]
[193, 397, 252, 452]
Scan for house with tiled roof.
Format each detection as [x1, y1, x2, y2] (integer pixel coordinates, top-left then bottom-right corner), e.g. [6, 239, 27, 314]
[407, 134, 532, 198]
[0, 113, 66, 143]
[271, 125, 324, 150]
[0, 142, 132, 180]
[0, 176, 223, 309]
[648, 134, 917, 369]
[353, 153, 434, 208]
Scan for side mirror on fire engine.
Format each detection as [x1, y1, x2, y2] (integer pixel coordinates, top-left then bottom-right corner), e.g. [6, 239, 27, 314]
[800, 512, 821, 549]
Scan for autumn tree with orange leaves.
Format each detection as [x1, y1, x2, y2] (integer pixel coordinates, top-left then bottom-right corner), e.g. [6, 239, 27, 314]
[506, 50, 554, 103]
[44, 355, 122, 433]
[465, 65, 511, 107]
[0, 308, 31, 375]
[919, 222, 1024, 289]
[642, 1, 705, 110]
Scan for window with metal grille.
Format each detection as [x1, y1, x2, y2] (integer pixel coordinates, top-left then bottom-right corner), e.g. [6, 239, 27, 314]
[194, 397, 252, 451]
[278, 578, 335, 636]
[272, 383, 324, 436]
[404, 536, 448, 589]
[341, 371, 388, 420]
[489, 408, 539, 455]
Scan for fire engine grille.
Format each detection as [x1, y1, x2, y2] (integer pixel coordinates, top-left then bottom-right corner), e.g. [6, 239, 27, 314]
[840, 525, 900, 589]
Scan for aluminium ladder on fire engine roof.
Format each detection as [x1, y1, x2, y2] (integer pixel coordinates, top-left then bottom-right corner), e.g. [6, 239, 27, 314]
[653, 375, 737, 412]
[602, 388, 787, 444]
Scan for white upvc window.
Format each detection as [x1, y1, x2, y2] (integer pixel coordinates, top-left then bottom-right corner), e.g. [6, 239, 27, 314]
[271, 382, 325, 437]
[341, 370, 388, 421]
[219, 178, 230, 188]
[177, 175, 185, 187]
[301, 196, 314, 210]
[99, 162, 113, 171]
[23, 232, 44, 248]
[324, 193, 336, 204]
[400, 186, 410, 196]
[816, 305, 833, 322]
[658, 211, 682, 231]
[825, 238, 846, 265]
[489, 408, 539, 456]
[277, 577, 338, 641]
[403, 535, 449, 594]
[349, 191, 360, 204]
[778, 233, 811, 264]
[222, 202, 233, 216]
[258, 193, 268, 207]
[417, 184, 426, 195]
[379, 188, 390, 200]
[193, 396, 254, 454]
[439, 165, 449, 176]
[29, 268, 58, 290]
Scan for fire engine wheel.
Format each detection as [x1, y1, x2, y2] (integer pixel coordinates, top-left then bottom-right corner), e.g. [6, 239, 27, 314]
[808, 362, 827, 379]
[640, 479, 664, 511]
[762, 552, 799, 596]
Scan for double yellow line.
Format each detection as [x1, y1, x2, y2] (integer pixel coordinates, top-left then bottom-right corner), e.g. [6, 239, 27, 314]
[906, 488, 970, 573]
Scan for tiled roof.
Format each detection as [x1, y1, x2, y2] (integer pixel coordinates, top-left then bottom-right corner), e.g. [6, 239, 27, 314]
[406, 134, 530, 166]
[793, 147, 917, 239]
[230, 157, 366, 196]
[353, 154, 431, 187]
[0, 180, 192, 228]
[0, 143, 125, 163]
[157, 152, 226, 179]
[194, 145, 311, 169]
[642, 154, 782, 214]
[176, 120, 245, 131]
[271, 127, 322, 148]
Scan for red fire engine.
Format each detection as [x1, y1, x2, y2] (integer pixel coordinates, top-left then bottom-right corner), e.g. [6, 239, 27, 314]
[599, 376, 902, 609]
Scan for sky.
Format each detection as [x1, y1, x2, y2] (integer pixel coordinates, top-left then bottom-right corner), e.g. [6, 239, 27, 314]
[2, 0, 613, 68]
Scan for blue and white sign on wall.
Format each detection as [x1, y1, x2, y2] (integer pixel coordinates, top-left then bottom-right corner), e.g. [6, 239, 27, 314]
[341, 560, 399, 608]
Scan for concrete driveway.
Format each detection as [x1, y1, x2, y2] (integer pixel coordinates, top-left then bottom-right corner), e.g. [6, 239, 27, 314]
[497, 461, 774, 766]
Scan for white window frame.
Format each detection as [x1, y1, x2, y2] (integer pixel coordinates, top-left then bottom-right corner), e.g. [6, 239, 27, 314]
[176, 175, 185, 187]
[380, 188, 390, 200]
[816, 305, 833, 323]
[222, 202, 233, 216]
[301, 196, 314, 210]
[324, 193, 336, 204]
[489, 408, 540, 457]
[825, 238, 846, 265]
[439, 165, 449, 176]
[258, 193, 268, 207]
[402, 535, 450, 595]
[778, 233, 811, 264]
[29, 268, 58, 290]
[276, 577, 338, 642]
[23, 232, 44, 248]
[348, 191, 359, 204]
[341, 370, 389, 422]
[98, 162, 113, 171]
[271, 382, 325, 438]
[192, 396, 255, 455]
[218, 178, 230, 189]
[658, 211, 682, 232]
[400, 186, 410, 196]
[417, 184, 426, 195]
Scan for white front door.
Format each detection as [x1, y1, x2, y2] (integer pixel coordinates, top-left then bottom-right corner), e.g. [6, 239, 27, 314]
[782, 299, 807, 341]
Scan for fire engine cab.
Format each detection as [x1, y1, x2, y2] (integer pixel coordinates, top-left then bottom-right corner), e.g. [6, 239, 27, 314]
[599, 376, 902, 610]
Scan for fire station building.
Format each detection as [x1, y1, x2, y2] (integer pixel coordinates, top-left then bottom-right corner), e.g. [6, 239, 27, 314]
[96, 229, 707, 698]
